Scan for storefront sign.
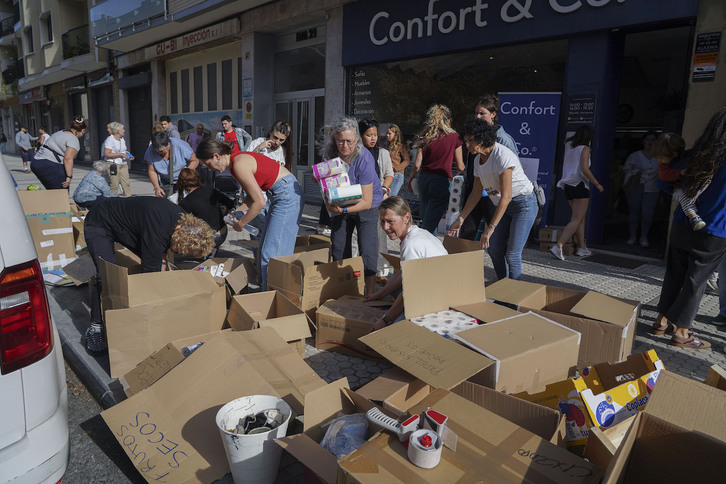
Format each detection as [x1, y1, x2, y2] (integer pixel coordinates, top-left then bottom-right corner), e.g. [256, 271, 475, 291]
[145, 19, 240, 59]
[498, 92, 561, 224]
[565, 93, 597, 129]
[343, 0, 699, 65]
[18, 86, 47, 104]
[693, 32, 721, 83]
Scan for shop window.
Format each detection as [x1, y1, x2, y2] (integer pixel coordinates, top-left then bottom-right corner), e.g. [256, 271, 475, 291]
[207, 63, 217, 111]
[23, 26, 33, 54]
[169, 71, 178, 114]
[221, 59, 232, 110]
[40, 11, 52, 45]
[181, 68, 190, 113]
[194, 66, 203, 112]
[274, 44, 325, 93]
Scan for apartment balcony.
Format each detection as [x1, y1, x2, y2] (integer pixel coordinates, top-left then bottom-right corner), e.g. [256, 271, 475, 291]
[90, 0, 166, 41]
[63, 24, 90, 60]
[1, 61, 18, 85]
[0, 15, 16, 37]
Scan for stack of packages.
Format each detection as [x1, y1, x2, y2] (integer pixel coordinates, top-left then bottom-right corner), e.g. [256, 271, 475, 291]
[438, 174, 464, 234]
[313, 157, 362, 208]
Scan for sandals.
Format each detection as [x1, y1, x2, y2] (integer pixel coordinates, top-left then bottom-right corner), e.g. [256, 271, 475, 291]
[670, 331, 712, 350]
[651, 321, 675, 335]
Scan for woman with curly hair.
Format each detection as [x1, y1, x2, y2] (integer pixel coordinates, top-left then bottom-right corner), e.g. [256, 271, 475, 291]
[83, 197, 215, 352]
[196, 138, 303, 290]
[652, 107, 726, 349]
[385, 123, 410, 196]
[449, 118, 536, 280]
[408, 104, 465, 233]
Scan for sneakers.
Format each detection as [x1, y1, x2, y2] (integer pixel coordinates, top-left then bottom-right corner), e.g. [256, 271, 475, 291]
[23, 166, 29, 173]
[626, 237, 636, 246]
[690, 215, 706, 231]
[575, 248, 592, 257]
[316, 226, 331, 237]
[706, 273, 719, 295]
[712, 314, 726, 327]
[549, 245, 565, 261]
[639, 236, 649, 248]
[84, 323, 108, 352]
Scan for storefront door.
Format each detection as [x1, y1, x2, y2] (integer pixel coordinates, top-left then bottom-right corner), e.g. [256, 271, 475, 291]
[274, 89, 324, 173]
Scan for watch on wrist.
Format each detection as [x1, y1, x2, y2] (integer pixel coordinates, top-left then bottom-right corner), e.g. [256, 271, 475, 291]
[382, 314, 392, 326]
[342, 207, 348, 214]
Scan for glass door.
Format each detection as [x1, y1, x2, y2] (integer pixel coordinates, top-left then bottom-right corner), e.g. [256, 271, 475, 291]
[274, 89, 324, 174]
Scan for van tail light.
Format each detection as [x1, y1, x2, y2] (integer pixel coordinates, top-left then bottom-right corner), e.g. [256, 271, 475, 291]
[0, 260, 53, 374]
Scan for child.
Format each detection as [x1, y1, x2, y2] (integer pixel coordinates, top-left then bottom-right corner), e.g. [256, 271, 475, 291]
[654, 132, 707, 231]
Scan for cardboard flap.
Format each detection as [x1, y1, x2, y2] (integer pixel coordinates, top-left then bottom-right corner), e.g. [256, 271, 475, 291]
[120, 343, 185, 397]
[486, 278, 547, 309]
[99, 257, 131, 310]
[442, 235, 483, 254]
[451, 301, 521, 323]
[259, 315, 312, 342]
[62, 252, 96, 285]
[402, 251, 484, 318]
[359, 320, 493, 390]
[381, 252, 400, 270]
[303, 378, 351, 438]
[570, 292, 635, 327]
[275, 434, 338, 484]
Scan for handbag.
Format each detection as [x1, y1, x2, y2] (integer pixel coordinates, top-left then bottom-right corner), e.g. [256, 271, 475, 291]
[533, 181, 546, 207]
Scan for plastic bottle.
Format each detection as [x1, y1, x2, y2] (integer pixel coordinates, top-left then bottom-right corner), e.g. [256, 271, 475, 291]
[224, 210, 260, 236]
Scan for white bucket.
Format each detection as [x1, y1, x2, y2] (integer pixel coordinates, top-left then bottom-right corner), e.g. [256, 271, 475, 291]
[216, 395, 293, 484]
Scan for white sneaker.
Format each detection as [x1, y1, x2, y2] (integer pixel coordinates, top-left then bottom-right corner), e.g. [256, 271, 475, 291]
[316, 226, 331, 237]
[639, 236, 649, 248]
[549, 245, 565, 261]
[575, 248, 592, 257]
[706, 272, 719, 295]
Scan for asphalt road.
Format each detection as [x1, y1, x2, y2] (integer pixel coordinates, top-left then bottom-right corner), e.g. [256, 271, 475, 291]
[64, 361, 144, 483]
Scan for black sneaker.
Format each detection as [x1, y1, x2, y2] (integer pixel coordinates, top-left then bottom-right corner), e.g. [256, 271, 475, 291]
[84, 323, 108, 352]
[690, 215, 706, 231]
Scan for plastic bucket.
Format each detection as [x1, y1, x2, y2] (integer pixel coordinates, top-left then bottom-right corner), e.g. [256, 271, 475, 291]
[216, 395, 293, 484]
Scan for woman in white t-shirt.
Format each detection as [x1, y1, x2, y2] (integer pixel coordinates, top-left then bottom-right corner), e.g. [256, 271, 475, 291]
[450, 118, 536, 281]
[365, 196, 448, 331]
[550, 126, 604, 261]
[104, 121, 134, 196]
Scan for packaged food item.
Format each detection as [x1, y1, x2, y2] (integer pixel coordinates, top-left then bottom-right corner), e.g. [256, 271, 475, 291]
[313, 157, 348, 180]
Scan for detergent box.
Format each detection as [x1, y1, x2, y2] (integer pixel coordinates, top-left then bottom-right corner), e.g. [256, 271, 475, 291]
[514, 350, 663, 447]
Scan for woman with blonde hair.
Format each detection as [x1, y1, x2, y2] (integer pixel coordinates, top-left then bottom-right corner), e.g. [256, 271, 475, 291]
[385, 123, 410, 196]
[408, 104, 465, 233]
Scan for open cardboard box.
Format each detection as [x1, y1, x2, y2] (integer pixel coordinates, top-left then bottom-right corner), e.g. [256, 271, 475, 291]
[239, 234, 332, 255]
[267, 248, 364, 319]
[102, 328, 326, 484]
[583, 416, 636, 470]
[514, 350, 663, 447]
[453, 312, 581, 394]
[602, 371, 726, 483]
[356, 368, 566, 446]
[486, 278, 639, 367]
[191, 256, 257, 295]
[338, 389, 603, 484]
[316, 295, 390, 360]
[226, 290, 312, 357]
[442, 234, 483, 254]
[18, 189, 77, 272]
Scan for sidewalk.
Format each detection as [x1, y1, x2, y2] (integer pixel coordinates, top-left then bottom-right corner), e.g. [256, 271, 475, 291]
[5, 152, 726, 406]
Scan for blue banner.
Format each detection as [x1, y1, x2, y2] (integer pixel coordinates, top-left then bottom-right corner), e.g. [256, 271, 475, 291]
[498, 92, 561, 225]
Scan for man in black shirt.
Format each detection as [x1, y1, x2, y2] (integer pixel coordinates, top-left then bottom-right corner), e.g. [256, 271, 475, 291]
[83, 197, 214, 352]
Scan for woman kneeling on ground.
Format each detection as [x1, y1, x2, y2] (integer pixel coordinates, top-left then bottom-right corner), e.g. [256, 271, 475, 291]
[365, 196, 448, 331]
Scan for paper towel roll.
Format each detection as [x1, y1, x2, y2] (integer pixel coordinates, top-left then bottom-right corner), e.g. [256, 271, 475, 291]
[325, 184, 363, 206]
[407, 429, 442, 468]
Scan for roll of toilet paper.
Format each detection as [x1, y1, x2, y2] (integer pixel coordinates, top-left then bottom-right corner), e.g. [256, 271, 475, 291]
[407, 429, 442, 469]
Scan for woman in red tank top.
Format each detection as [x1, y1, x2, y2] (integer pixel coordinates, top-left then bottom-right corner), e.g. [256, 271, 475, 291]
[196, 139, 303, 290]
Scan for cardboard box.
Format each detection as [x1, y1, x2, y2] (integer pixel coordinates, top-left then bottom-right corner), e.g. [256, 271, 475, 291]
[338, 389, 603, 484]
[70, 202, 87, 250]
[453, 312, 581, 394]
[357, 369, 566, 446]
[267, 248, 364, 319]
[602, 371, 726, 483]
[18, 189, 77, 272]
[705, 364, 726, 391]
[191, 257, 257, 295]
[315, 295, 389, 360]
[486, 278, 639, 367]
[105, 291, 227, 378]
[583, 416, 635, 470]
[238, 234, 332, 255]
[514, 350, 663, 447]
[540, 241, 575, 256]
[102, 329, 326, 484]
[226, 290, 312, 357]
[442, 234, 483, 253]
[539, 225, 574, 243]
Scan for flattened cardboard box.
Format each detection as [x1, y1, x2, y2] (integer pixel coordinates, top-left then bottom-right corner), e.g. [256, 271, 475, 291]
[102, 329, 326, 484]
[18, 189, 76, 272]
[226, 290, 311, 357]
[338, 389, 602, 484]
[602, 371, 726, 483]
[316, 295, 389, 360]
[486, 278, 639, 367]
[99, 257, 226, 312]
[267, 249, 364, 319]
[105, 291, 227, 378]
[454, 312, 581, 394]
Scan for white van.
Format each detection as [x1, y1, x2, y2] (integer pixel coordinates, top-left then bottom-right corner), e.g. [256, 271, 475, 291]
[0, 156, 69, 482]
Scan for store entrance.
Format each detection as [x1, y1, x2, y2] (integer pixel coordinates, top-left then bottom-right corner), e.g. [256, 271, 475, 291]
[601, 25, 693, 258]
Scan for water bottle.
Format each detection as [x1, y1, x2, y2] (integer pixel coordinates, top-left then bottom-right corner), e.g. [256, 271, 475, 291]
[224, 210, 259, 236]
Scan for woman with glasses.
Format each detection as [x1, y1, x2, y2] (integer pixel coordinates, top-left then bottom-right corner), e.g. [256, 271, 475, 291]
[30, 115, 87, 190]
[319, 116, 383, 295]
